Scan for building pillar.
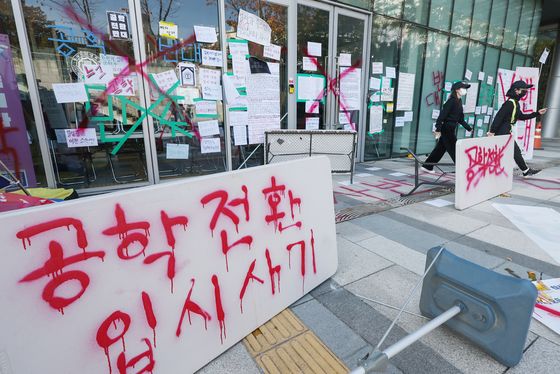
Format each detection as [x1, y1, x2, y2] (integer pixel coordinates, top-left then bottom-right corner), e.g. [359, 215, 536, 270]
[543, 27, 560, 138]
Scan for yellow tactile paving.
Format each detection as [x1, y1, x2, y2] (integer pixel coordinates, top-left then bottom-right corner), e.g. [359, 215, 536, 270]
[244, 309, 348, 374]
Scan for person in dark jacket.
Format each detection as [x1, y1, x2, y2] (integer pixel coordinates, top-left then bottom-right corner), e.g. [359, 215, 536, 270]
[488, 80, 547, 177]
[422, 81, 473, 172]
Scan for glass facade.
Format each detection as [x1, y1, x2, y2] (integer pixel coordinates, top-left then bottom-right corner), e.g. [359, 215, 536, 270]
[0, 0, 545, 194]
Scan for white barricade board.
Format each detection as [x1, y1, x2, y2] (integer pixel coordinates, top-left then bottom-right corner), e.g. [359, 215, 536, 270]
[0, 157, 337, 373]
[455, 135, 514, 210]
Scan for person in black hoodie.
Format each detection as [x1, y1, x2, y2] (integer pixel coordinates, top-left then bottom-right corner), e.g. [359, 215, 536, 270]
[488, 80, 547, 177]
[422, 81, 473, 172]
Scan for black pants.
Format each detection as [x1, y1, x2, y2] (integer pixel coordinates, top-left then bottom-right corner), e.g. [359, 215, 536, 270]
[423, 124, 457, 170]
[513, 142, 528, 171]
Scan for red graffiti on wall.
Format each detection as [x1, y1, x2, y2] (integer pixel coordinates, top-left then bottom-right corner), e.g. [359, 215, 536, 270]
[464, 135, 512, 191]
[424, 71, 444, 107]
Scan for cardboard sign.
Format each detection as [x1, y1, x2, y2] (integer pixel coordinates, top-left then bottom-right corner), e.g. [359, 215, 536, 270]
[0, 157, 338, 373]
[455, 135, 514, 210]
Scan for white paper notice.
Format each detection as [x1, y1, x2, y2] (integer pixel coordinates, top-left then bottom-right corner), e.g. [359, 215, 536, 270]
[395, 117, 405, 127]
[424, 198, 453, 207]
[477, 129, 483, 137]
[222, 74, 240, 104]
[381, 77, 393, 101]
[65, 128, 98, 147]
[465, 69, 472, 80]
[539, 48, 550, 65]
[263, 44, 281, 61]
[465, 130, 472, 137]
[201, 49, 223, 67]
[307, 42, 322, 57]
[228, 110, 248, 127]
[478, 71, 485, 81]
[201, 84, 223, 101]
[369, 77, 381, 90]
[99, 54, 128, 73]
[194, 25, 217, 43]
[178, 63, 196, 86]
[305, 117, 320, 130]
[481, 105, 488, 114]
[432, 109, 440, 120]
[487, 76, 494, 85]
[476, 118, 483, 128]
[153, 70, 178, 93]
[236, 9, 271, 46]
[396, 72, 415, 111]
[339, 53, 352, 67]
[229, 41, 249, 78]
[297, 75, 324, 102]
[195, 100, 218, 116]
[54, 129, 66, 143]
[339, 67, 361, 111]
[385, 67, 396, 79]
[159, 21, 178, 39]
[200, 138, 221, 154]
[404, 111, 413, 122]
[369, 105, 383, 133]
[444, 81, 452, 91]
[484, 115, 490, 124]
[177, 87, 199, 105]
[339, 112, 350, 124]
[166, 143, 189, 159]
[52, 83, 88, 103]
[463, 82, 478, 113]
[199, 68, 221, 87]
[468, 116, 475, 125]
[302, 57, 318, 71]
[247, 73, 280, 144]
[198, 120, 220, 137]
[305, 101, 319, 114]
[487, 107, 494, 116]
[233, 126, 247, 145]
[371, 62, 383, 75]
[475, 106, 482, 115]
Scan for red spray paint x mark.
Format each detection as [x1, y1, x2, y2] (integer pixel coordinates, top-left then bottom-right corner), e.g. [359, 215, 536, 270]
[176, 278, 212, 337]
[302, 48, 362, 130]
[212, 274, 227, 344]
[63, 6, 197, 137]
[239, 259, 264, 313]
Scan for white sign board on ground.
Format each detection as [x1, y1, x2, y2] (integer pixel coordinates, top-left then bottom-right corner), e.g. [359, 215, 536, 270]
[0, 157, 337, 373]
[455, 135, 514, 210]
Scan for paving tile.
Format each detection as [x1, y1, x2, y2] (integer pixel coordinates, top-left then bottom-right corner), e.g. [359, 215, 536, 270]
[290, 293, 314, 308]
[314, 286, 462, 374]
[292, 299, 372, 367]
[336, 221, 379, 242]
[507, 337, 560, 373]
[357, 236, 427, 276]
[467, 224, 557, 264]
[492, 260, 553, 281]
[332, 236, 394, 286]
[196, 342, 261, 374]
[442, 241, 506, 269]
[529, 318, 560, 347]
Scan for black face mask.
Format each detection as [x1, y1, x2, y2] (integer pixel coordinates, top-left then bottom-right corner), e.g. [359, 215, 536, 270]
[517, 90, 527, 99]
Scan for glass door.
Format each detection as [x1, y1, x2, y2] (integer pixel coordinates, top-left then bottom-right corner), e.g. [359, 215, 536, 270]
[332, 8, 369, 158]
[295, 1, 369, 158]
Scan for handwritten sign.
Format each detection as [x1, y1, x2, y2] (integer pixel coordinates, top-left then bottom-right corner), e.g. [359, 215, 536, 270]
[201, 49, 223, 67]
[152, 70, 178, 93]
[263, 44, 281, 61]
[194, 25, 217, 44]
[236, 9, 271, 46]
[166, 143, 189, 159]
[455, 135, 514, 210]
[0, 157, 337, 373]
[65, 128, 98, 147]
[159, 21, 178, 39]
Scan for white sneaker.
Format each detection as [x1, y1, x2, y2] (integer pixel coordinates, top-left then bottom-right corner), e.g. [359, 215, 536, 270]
[421, 166, 435, 174]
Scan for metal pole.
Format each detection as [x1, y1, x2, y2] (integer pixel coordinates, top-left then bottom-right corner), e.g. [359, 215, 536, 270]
[349, 305, 463, 374]
[384, 305, 462, 359]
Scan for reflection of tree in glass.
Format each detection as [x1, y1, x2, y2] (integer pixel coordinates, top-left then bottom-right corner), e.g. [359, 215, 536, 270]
[140, 0, 179, 37]
[209, 0, 286, 44]
[0, 2, 52, 47]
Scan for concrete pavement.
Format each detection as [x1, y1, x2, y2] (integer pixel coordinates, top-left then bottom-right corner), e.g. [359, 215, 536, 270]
[198, 138, 560, 373]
